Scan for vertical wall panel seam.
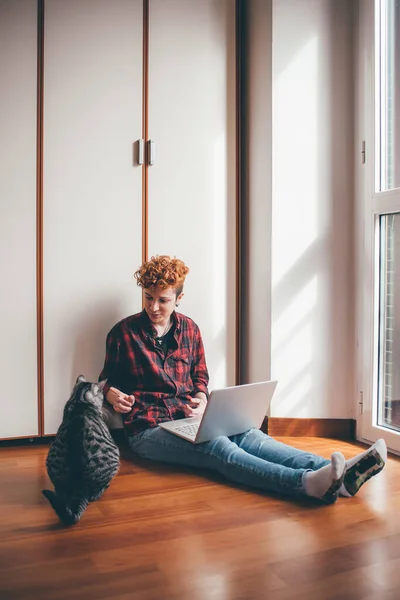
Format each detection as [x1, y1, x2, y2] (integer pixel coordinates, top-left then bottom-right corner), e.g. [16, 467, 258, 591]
[142, 0, 149, 265]
[236, 0, 245, 386]
[36, 0, 45, 436]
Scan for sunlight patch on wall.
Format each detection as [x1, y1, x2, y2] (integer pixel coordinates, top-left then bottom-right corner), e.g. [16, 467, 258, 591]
[272, 276, 318, 354]
[271, 277, 317, 417]
[272, 35, 319, 288]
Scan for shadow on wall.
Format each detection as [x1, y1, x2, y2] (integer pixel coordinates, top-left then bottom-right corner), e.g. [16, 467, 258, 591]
[271, 0, 355, 419]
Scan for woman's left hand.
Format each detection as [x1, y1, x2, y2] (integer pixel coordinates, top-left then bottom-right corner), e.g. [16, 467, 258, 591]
[183, 396, 207, 418]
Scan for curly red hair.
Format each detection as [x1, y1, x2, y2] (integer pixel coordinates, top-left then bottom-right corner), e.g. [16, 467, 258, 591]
[134, 255, 189, 296]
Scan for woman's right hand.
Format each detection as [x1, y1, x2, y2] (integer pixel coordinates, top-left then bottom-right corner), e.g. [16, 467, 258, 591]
[106, 387, 135, 413]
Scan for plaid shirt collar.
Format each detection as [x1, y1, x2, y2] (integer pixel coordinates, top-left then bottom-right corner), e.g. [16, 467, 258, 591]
[139, 309, 182, 339]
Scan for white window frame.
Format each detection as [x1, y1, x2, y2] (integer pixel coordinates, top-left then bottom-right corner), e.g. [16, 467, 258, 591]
[356, 0, 400, 454]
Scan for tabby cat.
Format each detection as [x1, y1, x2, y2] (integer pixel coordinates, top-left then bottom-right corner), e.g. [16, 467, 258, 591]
[42, 375, 120, 526]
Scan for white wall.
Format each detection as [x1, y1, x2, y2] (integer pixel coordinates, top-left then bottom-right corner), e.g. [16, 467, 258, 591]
[0, 0, 38, 438]
[271, 0, 355, 418]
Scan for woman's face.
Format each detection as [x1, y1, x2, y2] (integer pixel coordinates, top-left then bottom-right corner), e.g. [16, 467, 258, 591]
[143, 285, 183, 325]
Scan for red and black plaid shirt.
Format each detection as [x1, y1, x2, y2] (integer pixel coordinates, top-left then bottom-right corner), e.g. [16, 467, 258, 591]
[99, 310, 209, 436]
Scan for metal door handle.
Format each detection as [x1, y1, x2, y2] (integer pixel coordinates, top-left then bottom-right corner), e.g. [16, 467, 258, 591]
[138, 139, 144, 165]
[148, 139, 155, 166]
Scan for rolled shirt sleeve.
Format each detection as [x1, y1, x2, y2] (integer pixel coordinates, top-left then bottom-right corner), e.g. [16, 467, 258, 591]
[191, 327, 209, 398]
[98, 328, 121, 399]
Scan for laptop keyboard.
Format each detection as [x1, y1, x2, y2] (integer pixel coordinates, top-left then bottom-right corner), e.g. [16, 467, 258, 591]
[174, 422, 199, 437]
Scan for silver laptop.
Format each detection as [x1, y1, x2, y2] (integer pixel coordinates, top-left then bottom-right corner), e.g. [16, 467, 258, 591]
[159, 380, 277, 444]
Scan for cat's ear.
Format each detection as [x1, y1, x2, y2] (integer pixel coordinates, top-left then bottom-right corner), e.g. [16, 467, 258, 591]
[76, 375, 86, 384]
[98, 379, 107, 392]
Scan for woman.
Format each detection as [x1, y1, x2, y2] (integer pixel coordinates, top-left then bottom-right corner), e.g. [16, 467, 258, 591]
[99, 255, 386, 503]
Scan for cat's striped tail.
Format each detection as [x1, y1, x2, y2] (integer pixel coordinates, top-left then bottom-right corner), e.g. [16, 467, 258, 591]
[42, 490, 88, 526]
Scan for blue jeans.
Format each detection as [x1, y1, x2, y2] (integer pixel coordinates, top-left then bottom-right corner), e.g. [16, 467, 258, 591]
[128, 427, 331, 502]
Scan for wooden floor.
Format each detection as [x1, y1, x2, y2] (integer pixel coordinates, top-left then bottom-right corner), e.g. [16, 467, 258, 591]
[0, 436, 399, 600]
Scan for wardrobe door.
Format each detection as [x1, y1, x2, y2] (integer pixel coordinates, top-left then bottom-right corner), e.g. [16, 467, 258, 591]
[43, 0, 143, 434]
[147, 0, 237, 389]
[0, 0, 38, 439]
